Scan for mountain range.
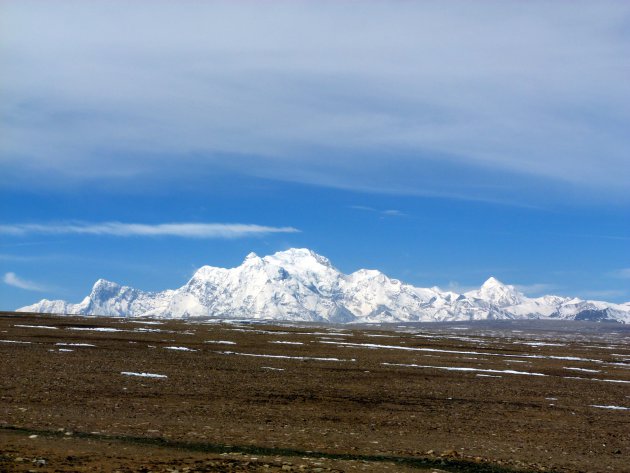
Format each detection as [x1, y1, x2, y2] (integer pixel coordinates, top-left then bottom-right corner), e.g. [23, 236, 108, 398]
[18, 248, 630, 323]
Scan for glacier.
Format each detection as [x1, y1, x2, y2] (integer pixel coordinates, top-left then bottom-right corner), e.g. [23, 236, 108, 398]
[18, 248, 630, 323]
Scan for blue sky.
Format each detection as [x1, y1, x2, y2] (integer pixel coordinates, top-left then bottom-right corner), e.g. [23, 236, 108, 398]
[1, 0, 629, 309]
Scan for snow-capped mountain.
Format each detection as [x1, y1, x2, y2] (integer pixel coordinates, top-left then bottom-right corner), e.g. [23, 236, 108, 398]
[18, 248, 630, 323]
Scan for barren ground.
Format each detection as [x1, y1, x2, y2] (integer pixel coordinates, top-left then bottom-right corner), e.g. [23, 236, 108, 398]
[1, 312, 629, 473]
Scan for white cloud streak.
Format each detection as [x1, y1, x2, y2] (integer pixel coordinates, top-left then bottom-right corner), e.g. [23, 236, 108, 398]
[1, 1, 630, 203]
[2, 272, 49, 292]
[0, 222, 300, 238]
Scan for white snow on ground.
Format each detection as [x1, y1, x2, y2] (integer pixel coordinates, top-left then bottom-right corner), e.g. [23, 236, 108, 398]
[319, 340, 609, 364]
[382, 362, 547, 376]
[293, 332, 348, 337]
[55, 343, 96, 347]
[57, 348, 74, 352]
[204, 340, 236, 345]
[564, 376, 630, 384]
[226, 328, 292, 335]
[261, 366, 285, 371]
[524, 354, 604, 362]
[14, 324, 58, 329]
[0, 340, 32, 344]
[164, 346, 197, 351]
[590, 405, 630, 410]
[320, 341, 445, 351]
[521, 342, 565, 347]
[270, 341, 304, 345]
[564, 367, 601, 373]
[68, 327, 123, 332]
[476, 374, 502, 378]
[128, 320, 164, 325]
[216, 351, 355, 362]
[121, 371, 168, 378]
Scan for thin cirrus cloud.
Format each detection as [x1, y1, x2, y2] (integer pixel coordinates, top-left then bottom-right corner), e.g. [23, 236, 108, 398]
[0, 222, 300, 238]
[578, 289, 628, 300]
[514, 283, 557, 296]
[2, 272, 49, 292]
[350, 206, 406, 217]
[1, 1, 630, 203]
[609, 268, 630, 279]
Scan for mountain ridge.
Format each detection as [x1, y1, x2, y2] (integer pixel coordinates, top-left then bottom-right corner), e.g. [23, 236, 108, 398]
[18, 248, 630, 323]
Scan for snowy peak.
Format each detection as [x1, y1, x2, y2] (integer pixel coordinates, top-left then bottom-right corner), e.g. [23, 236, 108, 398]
[190, 265, 225, 281]
[469, 277, 525, 307]
[481, 276, 504, 289]
[92, 278, 119, 290]
[244, 251, 259, 261]
[264, 248, 334, 270]
[89, 279, 123, 301]
[17, 248, 630, 323]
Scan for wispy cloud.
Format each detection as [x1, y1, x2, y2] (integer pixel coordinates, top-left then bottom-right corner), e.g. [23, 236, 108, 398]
[0, 222, 300, 238]
[437, 281, 479, 294]
[350, 206, 406, 217]
[0, 253, 63, 262]
[514, 283, 557, 296]
[2, 1, 630, 204]
[609, 268, 630, 279]
[578, 289, 628, 300]
[381, 209, 406, 217]
[2, 272, 49, 292]
[0, 253, 40, 262]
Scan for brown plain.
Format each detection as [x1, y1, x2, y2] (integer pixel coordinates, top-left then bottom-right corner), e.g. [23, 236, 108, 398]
[1, 312, 629, 473]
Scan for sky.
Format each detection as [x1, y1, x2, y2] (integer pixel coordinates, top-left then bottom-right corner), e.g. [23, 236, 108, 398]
[1, 0, 629, 309]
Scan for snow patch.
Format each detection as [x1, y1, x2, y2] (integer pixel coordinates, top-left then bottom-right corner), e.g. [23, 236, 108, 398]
[563, 367, 601, 373]
[14, 324, 58, 329]
[590, 405, 630, 410]
[564, 376, 630, 384]
[68, 327, 123, 332]
[383, 362, 547, 376]
[217, 351, 355, 362]
[55, 343, 96, 347]
[121, 371, 168, 378]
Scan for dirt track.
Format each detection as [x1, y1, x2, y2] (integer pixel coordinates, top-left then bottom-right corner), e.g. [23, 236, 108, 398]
[1, 312, 629, 472]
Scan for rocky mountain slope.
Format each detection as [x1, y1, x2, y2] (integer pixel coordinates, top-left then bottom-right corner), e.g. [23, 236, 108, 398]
[18, 248, 630, 323]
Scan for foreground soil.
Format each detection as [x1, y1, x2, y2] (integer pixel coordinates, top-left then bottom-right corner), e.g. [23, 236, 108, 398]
[1, 313, 629, 473]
